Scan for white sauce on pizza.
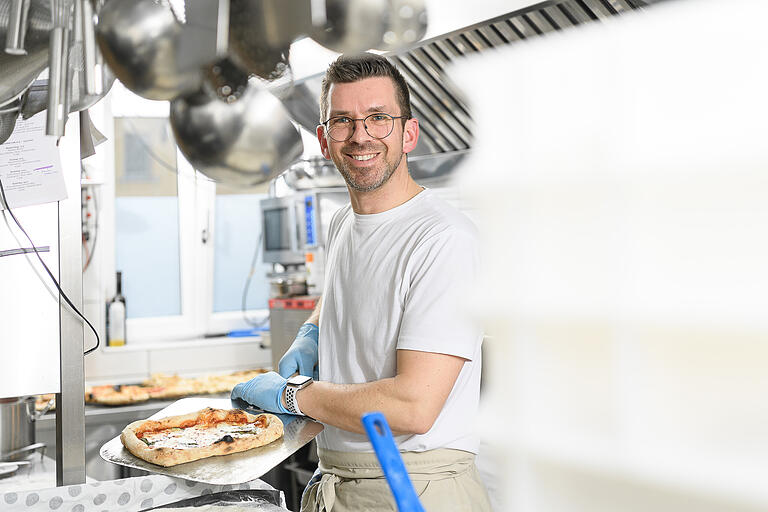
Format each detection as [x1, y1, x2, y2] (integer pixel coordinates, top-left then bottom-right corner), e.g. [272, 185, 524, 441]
[141, 422, 265, 449]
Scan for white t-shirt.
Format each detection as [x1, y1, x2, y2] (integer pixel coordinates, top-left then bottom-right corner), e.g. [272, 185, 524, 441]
[317, 188, 483, 454]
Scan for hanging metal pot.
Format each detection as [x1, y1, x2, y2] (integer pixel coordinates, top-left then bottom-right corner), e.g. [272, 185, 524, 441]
[378, 0, 428, 51]
[95, 0, 202, 101]
[228, 0, 303, 81]
[308, 0, 390, 53]
[170, 63, 304, 187]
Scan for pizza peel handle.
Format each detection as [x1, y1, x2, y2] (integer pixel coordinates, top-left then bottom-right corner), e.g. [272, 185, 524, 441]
[362, 412, 426, 512]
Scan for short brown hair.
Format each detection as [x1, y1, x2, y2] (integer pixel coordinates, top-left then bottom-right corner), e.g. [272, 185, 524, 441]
[320, 53, 412, 123]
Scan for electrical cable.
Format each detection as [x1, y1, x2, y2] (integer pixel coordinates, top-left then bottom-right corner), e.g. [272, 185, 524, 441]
[241, 229, 269, 328]
[0, 178, 100, 355]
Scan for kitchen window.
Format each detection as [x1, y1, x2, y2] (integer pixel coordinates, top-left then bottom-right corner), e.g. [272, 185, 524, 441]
[111, 110, 270, 343]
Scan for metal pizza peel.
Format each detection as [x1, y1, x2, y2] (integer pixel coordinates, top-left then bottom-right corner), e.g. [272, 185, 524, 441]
[99, 397, 323, 485]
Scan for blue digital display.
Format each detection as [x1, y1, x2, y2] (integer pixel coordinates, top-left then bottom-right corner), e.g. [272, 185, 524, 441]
[305, 196, 316, 246]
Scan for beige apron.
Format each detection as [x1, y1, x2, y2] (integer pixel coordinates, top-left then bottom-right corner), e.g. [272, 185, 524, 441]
[300, 448, 492, 512]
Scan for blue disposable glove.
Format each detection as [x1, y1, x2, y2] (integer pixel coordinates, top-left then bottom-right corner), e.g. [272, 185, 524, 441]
[230, 371, 291, 414]
[278, 323, 319, 380]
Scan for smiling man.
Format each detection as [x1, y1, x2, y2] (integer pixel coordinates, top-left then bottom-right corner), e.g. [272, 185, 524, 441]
[232, 53, 490, 512]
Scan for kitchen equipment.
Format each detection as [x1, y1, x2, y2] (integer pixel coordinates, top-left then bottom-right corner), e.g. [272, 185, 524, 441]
[100, 397, 323, 485]
[269, 274, 308, 299]
[68, 0, 115, 112]
[261, 188, 347, 266]
[378, 0, 428, 51]
[95, 0, 203, 101]
[170, 78, 303, 187]
[4, 0, 30, 54]
[228, 0, 303, 81]
[0, 396, 50, 462]
[45, 0, 73, 136]
[142, 489, 286, 511]
[362, 412, 425, 512]
[0, 0, 52, 107]
[309, 0, 390, 53]
[261, 195, 305, 266]
[0, 101, 19, 144]
[268, 296, 318, 374]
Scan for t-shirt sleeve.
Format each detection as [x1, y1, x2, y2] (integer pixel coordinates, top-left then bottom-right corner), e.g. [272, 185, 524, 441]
[396, 224, 481, 360]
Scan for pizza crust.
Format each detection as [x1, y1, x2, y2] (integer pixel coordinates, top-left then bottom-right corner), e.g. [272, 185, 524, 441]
[120, 408, 283, 467]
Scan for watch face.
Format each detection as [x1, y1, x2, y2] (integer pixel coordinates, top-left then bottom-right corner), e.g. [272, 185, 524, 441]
[287, 375, 312, 387]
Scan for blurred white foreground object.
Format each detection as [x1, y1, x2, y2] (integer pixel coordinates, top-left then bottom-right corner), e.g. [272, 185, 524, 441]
[451, 0, 768, 511]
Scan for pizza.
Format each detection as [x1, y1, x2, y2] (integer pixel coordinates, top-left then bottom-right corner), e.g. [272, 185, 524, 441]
[120, 407, 283, 467]
[35, 394, 56, 412]
[86, 384, 156, 405]
[80, 369, 270, 406]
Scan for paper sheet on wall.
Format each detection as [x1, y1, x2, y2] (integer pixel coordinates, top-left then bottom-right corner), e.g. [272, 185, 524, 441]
[0, 113, 67, 210]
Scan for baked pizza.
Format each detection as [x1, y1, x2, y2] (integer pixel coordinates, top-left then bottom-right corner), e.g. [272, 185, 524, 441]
[120, 408, 283, 467]
[82, 369, 270, 406]
[86, 384, 158, 405]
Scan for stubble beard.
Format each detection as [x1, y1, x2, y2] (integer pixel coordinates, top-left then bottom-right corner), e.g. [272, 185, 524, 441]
[332, 142, 404, 192]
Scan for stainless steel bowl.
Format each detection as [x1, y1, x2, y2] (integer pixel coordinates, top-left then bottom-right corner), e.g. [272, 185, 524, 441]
[228, 0, 299, 80]
[378, 0, 428, 51]
[95, 0, 202, 101]
[309, 0, 390, 53]
[170, 78, 304, 187]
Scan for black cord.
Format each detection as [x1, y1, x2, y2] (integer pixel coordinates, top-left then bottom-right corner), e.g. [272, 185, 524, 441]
[241, 230, 269, 328]
[0, 178, 100, 355]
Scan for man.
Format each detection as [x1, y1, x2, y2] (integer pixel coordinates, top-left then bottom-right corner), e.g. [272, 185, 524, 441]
[232, 53, 490, 512]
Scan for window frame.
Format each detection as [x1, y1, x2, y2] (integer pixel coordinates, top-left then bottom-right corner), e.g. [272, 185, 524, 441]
[109, 103, 270, 345]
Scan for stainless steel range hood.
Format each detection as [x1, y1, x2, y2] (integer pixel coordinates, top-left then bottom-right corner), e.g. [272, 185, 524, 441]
[280, 0, 651, 181]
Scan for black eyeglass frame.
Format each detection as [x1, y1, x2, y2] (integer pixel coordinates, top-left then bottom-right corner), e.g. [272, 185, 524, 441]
[319, 113, 409, 142]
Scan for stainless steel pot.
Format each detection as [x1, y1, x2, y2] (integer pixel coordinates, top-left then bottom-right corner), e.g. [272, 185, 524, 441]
[0, 396, 49, 462]
[170, 76, 303, 187]
[95, 0, 203, 101]
[228, 0, 299, 80]
[309, 0, 390, 53]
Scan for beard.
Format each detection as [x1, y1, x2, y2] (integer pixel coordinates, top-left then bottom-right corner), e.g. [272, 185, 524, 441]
[332, 142, 404, 192]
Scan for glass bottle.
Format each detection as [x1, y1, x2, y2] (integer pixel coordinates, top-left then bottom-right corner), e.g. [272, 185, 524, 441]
[106, 271, 126, 346]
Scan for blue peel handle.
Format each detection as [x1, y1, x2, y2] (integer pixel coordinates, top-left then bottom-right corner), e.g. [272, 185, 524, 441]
[362, 412, 426, 512]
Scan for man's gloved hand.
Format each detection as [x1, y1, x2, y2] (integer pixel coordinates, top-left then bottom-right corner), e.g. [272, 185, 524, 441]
[278, 323, 319, 380]
[230, 371, 290, 414]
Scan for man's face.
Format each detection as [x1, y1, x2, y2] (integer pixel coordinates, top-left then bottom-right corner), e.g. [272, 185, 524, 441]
[317, 77, 416, 192]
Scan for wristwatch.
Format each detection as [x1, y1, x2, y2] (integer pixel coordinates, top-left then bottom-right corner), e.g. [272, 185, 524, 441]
[285, 375, 313, 415]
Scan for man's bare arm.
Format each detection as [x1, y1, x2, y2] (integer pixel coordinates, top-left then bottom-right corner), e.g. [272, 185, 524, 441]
[294, 349, 466, 435]
[306, 297, 321, 326]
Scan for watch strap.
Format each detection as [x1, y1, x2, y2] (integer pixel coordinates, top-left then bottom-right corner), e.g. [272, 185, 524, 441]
[285, 385, 303, 415]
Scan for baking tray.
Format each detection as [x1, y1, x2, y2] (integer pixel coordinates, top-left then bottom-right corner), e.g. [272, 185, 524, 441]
[141, 489, 285, 511]
[100, 397, 323, 485]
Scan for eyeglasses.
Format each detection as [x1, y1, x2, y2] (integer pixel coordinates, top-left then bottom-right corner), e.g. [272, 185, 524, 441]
[320, 113, 408, 142]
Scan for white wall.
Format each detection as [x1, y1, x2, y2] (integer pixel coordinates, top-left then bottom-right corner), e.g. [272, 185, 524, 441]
[452, 0, 768, 510]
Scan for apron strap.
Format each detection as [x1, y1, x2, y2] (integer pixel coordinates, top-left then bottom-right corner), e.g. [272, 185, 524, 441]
[302, 470, 342, 512]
